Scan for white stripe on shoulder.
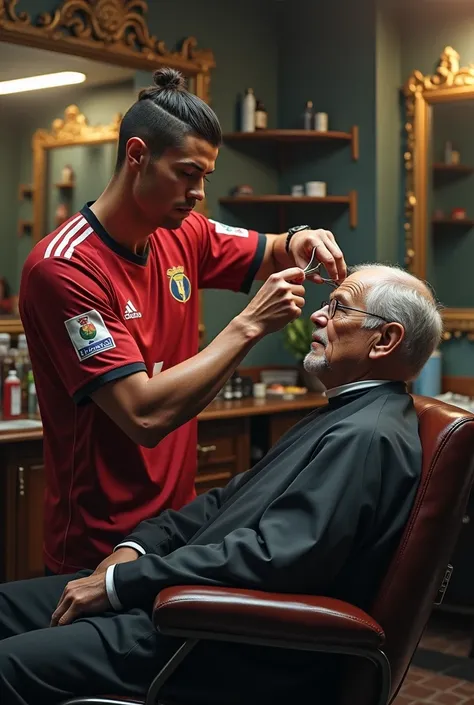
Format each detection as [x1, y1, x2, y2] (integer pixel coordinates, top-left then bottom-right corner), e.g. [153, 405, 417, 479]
[44, 214, 84, 259]
[54, 218, 90, 258]
[63, 227, 93, 259]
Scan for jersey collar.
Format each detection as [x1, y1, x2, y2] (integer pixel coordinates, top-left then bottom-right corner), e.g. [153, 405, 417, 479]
[81, 202, 149, 267]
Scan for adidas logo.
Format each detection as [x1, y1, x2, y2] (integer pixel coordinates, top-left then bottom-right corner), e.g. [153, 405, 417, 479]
[124, 299, 142, 320]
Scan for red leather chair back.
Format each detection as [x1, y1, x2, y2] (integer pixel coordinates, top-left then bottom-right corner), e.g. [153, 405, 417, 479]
[342, 395, 474, 704]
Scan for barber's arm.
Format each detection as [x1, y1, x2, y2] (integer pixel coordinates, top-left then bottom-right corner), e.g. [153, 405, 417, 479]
[25, 257, 305, 450]
[256, 227, 347, 283]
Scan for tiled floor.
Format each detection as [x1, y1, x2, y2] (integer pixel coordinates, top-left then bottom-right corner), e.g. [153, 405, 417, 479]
[393, 612, 474, 705]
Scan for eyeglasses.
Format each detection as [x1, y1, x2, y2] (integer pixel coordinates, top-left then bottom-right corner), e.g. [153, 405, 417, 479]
[321, 299, 393, 323]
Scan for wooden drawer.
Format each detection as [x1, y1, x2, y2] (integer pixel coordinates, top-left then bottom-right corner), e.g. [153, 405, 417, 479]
[196, 417, 250, 492]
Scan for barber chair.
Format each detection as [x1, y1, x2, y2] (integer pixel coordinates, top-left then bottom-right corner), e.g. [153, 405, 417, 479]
[64, 395, 474, 705]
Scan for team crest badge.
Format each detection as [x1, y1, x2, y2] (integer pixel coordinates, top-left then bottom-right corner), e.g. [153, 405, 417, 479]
[167, 266, 191, 303]
[78, 316, 97, 341]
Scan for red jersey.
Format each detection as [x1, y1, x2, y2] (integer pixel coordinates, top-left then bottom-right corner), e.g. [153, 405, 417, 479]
[19, 204, 265, 573]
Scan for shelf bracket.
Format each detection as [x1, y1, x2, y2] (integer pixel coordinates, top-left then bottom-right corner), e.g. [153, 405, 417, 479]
[349, 190, 358, 228]
[351, 126, 359, 161]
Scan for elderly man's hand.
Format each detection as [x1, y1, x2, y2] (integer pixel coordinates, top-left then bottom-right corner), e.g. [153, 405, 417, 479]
[50, 572, 110, 627]
[290, 228, 347, 284]
[93, 547, 140, 576]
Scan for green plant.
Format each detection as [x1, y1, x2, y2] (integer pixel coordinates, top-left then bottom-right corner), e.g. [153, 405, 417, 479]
[283, 317, 313, 361]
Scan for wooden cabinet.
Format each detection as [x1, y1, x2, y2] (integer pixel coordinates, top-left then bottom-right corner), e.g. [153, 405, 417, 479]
[0, 394, 325, 582]
[0, 436, 44, 582]
[196, 417, 249, 494]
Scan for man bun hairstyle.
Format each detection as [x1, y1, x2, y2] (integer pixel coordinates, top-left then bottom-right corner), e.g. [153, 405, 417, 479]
[116, 67, 222, 169]
[138, 67, 187, 98]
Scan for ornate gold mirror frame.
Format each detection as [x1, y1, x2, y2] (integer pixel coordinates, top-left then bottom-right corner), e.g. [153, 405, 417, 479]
[404, 46, 474, 340]
[33, 104, 122, 243]
[0, 0, 215, 336]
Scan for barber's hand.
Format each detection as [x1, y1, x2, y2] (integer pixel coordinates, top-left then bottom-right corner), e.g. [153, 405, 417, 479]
[93, 547, 140, 576]
[50, 571, 110, 627]
[290, 228, 346, 284]
[240, 267, 305, 336]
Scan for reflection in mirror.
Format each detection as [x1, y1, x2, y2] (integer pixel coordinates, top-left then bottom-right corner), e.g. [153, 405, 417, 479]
[46, 141, 118, 234]
[430, 100, 474, 310]
[0, 43, 141, 320]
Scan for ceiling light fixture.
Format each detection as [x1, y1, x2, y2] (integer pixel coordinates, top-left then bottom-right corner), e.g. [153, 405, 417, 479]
[0, 71, 86, 95]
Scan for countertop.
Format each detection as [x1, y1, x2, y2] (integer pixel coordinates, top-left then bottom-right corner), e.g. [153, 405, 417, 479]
[0, 393, 327, 444]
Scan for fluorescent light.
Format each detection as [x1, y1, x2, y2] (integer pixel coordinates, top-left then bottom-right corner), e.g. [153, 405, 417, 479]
[0, 71, 86, 95]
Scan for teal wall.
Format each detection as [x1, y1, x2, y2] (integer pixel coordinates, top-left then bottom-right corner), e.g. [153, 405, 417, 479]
[376, 4, 402, 265]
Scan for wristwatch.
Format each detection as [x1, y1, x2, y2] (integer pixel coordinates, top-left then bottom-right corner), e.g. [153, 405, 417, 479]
[285, 224, 310, 254]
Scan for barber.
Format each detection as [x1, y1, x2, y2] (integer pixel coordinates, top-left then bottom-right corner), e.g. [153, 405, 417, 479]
[19, 68, 347, 575]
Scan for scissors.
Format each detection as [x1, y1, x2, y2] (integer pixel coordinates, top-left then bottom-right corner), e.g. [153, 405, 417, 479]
[303, 247, 338, 287]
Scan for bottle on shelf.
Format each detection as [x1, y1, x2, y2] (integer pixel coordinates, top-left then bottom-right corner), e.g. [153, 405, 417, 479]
[16, 334, 31, 415]
[0, 333, 11, 416]
[27, 369, 38, 418]
[3, 368, 21, 420]
[232, 370, 243, 400]
[61, 164, 75, 185]
[302, 100, 313, 130]
[241, 88, 256, 132]
[444, 141, 453, 164]
[223, 378, 234, 401]
[255, 100, 268, 130]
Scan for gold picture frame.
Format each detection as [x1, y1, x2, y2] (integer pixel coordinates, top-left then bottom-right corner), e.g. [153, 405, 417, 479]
[404, 46, 474, 339]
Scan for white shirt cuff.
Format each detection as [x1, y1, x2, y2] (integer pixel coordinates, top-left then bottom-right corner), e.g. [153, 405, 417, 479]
[113, 541, 146, 555]
[105, 565, 123, 611]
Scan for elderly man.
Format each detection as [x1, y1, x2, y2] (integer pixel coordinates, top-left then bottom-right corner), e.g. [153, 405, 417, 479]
[0, 264, 442, 705]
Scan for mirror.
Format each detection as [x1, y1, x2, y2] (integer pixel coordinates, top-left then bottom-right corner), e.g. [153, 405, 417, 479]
[404, 46, 474, 340]
[0, 0, 214, 336]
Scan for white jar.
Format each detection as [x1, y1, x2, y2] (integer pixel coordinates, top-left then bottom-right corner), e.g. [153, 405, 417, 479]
[253, 383, 267, 399]
[306, 181, 327, 197]
[314, 112, 328, 132]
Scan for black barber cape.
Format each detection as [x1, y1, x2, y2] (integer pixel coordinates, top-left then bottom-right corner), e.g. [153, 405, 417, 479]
[115, 382, 421, 704]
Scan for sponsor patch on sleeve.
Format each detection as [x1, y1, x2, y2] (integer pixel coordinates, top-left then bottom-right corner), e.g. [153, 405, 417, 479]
[64, 309, 116, 362]
[209, 219, 249, 238]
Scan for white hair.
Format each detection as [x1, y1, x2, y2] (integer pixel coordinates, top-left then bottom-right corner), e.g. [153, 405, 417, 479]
[350, 263, 443, 377]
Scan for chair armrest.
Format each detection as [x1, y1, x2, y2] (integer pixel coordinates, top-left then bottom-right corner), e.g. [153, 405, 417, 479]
[153, 585, 385, 652]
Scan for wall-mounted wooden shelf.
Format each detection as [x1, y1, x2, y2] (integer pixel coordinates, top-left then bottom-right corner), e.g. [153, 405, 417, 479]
[432, 218, 474, 227]
[433, 163, 474, 174]
[18, 184, 34, 201]
[219, 191, 358, 229]
[223, 127, 359, 161]
[17, 220, 33, 237]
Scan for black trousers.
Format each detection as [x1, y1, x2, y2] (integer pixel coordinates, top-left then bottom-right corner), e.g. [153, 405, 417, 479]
[0, 574, 333, 705]
[0, 571, 180, 705]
